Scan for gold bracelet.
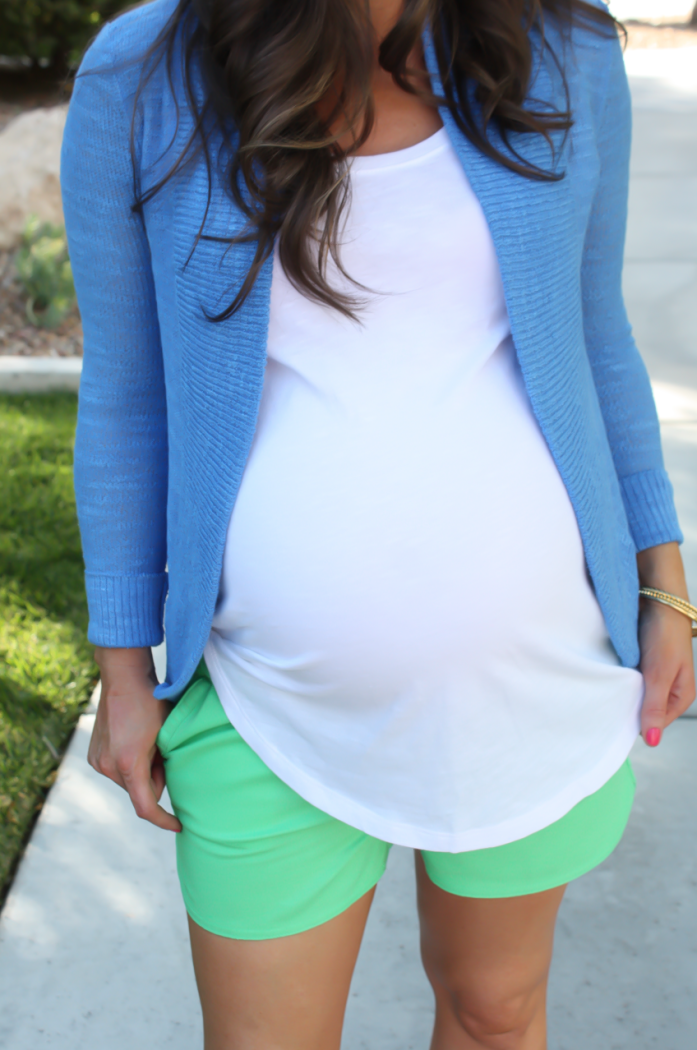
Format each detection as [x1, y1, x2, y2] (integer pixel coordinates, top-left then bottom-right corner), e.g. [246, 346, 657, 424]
[639, 587, 697, 637]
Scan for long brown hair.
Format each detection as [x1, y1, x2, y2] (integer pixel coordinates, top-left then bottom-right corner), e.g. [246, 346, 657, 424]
[129, 0, 619, 318]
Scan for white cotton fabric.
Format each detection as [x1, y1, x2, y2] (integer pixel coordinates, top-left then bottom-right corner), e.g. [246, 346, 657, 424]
[205, 128, 643, 851]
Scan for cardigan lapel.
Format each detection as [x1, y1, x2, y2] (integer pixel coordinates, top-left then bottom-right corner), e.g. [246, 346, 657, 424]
[171, 146, 272, 604]
[422, 31, 635, 629]
[423, 31, 584, 449]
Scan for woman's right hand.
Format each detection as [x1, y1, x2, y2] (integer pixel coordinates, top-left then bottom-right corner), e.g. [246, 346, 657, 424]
[87, 646, 182, 832]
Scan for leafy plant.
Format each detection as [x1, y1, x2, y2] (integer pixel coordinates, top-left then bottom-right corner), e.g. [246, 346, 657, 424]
[16, 216, 76, 330]
[0, 1, 132, 72]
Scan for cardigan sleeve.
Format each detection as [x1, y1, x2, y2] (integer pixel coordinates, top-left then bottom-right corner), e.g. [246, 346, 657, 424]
[580, 29, 682, 552]
[62, 25, 169, 647]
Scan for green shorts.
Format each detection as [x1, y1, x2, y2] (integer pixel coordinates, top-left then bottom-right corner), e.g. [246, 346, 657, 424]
[158, 660, 635, 940]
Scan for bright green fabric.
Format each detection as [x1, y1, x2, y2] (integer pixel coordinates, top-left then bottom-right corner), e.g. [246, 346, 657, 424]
[423, 760, 635, 898]
[158, 662, 388, 940]
[158, 661, 634, 939]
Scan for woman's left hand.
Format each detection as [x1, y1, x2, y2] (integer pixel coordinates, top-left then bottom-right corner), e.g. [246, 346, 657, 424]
[637, 541, 696, 747]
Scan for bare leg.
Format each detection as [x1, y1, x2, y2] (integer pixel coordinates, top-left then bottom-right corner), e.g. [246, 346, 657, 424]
[416, 853, 565, 1050]
[188, 886, 375, 1050]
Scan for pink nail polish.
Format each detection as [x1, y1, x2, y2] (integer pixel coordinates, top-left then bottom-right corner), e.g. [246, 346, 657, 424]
[646, 727, 661, 747]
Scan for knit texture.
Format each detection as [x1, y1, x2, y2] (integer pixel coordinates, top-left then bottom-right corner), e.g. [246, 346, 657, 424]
[61, 0, 682, 698]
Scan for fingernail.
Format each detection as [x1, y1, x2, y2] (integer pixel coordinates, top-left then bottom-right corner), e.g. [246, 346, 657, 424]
[646, 727, 661, 747]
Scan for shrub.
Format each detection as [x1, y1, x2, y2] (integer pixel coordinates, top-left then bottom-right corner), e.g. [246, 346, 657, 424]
[16, 216, 76, 329]
[0, 1, 133, 71]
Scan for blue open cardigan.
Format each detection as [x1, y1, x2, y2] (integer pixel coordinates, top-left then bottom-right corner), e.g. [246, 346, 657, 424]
[61, 0, 682, 700]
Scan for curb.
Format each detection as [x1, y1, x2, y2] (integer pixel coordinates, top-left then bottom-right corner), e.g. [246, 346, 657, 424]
[0, 356, 82, 393]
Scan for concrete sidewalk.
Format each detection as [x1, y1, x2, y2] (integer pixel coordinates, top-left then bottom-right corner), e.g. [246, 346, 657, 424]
[623, 46, 697, 598]
[1, 44, 697, 1050]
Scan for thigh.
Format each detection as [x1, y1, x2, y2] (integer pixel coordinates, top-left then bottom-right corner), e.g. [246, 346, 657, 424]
[416, 852, 564, 1036]
[189, 886, 375, 1050]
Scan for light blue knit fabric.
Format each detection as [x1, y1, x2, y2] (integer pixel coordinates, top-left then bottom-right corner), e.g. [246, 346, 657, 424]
[61, 0, 682, 699]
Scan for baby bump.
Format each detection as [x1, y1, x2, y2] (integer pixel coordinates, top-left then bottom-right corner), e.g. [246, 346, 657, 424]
[212, 340, 608, 685]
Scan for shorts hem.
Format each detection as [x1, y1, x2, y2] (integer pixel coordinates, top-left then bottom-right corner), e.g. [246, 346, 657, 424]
[181, 866, 385, 941]
[423, 850, 614, 899]
[423, 857, 591, 899]
[423, 780, 633, 899]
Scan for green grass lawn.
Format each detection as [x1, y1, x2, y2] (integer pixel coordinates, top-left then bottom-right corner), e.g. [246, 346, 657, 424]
[0, 392, 96, 904]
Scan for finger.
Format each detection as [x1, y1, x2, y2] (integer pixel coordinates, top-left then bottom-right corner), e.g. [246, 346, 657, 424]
[151, 750, 167, 801]
[640, 668, 670, 747]
[96, 763, 129, 792]
[663, 662, 697, 726]
[123, 758, 182, 833]
[128, 782, 182, 832]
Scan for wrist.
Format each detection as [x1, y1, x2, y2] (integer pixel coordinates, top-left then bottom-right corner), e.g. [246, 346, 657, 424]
[636, 541, 689, 600]
[95, 646, 156, 681]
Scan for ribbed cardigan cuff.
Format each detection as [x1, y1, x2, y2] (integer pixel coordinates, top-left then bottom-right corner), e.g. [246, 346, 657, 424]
[85, 572, 168, 648]
[619, 469, 684, 552]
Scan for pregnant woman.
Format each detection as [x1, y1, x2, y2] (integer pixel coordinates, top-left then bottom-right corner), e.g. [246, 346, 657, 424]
[61, 0, 696, 1045]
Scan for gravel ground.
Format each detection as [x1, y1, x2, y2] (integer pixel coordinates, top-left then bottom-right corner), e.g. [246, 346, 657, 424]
[0, 17, 693, 357]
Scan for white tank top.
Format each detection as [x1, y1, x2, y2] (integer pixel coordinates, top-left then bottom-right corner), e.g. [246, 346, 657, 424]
[205, 128, 643, 852]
